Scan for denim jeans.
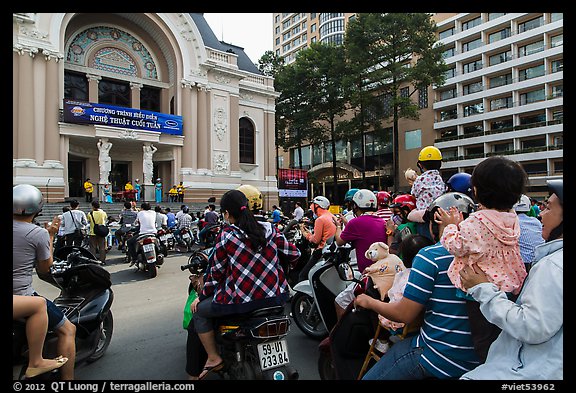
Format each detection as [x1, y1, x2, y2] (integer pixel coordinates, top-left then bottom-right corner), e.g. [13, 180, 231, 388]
[362, 336, 434, 380]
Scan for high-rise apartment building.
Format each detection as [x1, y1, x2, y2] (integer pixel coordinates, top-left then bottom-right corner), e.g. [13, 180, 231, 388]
[433, 12, 563, 197]
[274, 12, 562, 200]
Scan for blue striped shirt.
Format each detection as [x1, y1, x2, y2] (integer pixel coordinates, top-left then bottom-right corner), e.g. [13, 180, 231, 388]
[517, 213, 545, 265]
[403, 242, 480, 379]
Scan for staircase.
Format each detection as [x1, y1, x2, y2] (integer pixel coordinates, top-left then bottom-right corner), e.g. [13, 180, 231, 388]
[39, 200, 212, 221]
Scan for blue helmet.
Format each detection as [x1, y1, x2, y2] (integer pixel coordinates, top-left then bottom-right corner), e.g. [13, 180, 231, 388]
[344, 188, 359, 203]
[447, 172, 472, 195]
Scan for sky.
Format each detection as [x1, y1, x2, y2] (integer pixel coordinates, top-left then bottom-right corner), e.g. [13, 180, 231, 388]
[203, 13, 274, 62]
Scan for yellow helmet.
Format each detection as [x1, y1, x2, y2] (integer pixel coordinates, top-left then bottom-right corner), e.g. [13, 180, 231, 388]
[418, 146, 442, 161]
[237, 184, 263, 211]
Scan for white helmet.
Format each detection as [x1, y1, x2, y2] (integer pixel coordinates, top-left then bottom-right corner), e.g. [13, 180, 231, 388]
[513, 194, 531, 213]
[352, 189, 377, 210]
[312, 196, 330, 210]
[13, 184, 44, 215]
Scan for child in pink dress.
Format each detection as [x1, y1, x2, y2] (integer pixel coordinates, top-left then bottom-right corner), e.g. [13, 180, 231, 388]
[435, 156, 528, 363]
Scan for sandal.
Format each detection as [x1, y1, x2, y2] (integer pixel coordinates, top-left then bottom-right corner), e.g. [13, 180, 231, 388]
[198, 361, 224, 380]
[25, 356, 68, 378]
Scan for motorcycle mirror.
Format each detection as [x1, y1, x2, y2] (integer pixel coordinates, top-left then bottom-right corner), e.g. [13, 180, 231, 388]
[337, 262, 360, 283]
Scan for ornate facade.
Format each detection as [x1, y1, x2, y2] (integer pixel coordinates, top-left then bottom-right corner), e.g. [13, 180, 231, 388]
[13, 13, 279, 208]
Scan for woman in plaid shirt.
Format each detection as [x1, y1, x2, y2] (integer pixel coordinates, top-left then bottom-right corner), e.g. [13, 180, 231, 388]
[190, 189, 300, 379]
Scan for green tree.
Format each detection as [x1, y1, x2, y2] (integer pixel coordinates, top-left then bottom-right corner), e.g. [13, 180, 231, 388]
[257, 50, 285, 77]
[344, 13, 449, 190]
[294, 42, 351, 203]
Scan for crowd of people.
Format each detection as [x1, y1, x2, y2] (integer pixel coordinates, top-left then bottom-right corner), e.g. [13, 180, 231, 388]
[13, 146, 562, 381]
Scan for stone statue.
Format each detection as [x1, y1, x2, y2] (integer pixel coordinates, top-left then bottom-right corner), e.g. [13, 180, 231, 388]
[143, 143, 157, 185]
[97, 138, 113, 184]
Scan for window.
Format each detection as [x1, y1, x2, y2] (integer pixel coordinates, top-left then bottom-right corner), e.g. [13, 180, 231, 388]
[465, 146, 484, 156]
[550, 13, 563, 22]
[463, 59, 483, 74]
[551, 59, 563, 73]
[550, 34, 563, 48]
[291, 145, 311, 168]
[312, 144, 322, 165]
[488, 28, 511, 43]
[439, 88, 457, 101]
[64, 71, 88, 101]
[489, 73, 512, 88]
[463, 102, 483, 117]
[518, 15, 543, 33]
[444, 66, 456, 79]
[519, 64, 545, 81]
[239, 118, 255, 164]
[440, 108, 457, 121]
[463, 81, 483, 95]
[490, 96, 513, 110]
[463, 124, 483, 135]
[489, 49, 512, 66]
[522, 162, 547, 175]
[98, 78, 130, 107]
[400, 87, 409, 98]
[439, 27, 454, 39]
[405, 129, 422, 150]
[311, 23, 317, 33]
[462, 37, 482, 52]
[522, 137, 546, 149]
[488, 13, 507, 20]
[440, 128, 457, 138]
[462, 16, 482, 31]
[520, 89, 545, 105]
[551, 84, 563, 98]
[442, 47, 455, 59]
[418, 85, 428, 109]
[520, 113, 545, 125]
[493, 142, 512, 153]
[140, 86, 160, 112]
[519, 40, 544, 57]
[491, 118, 513, 130]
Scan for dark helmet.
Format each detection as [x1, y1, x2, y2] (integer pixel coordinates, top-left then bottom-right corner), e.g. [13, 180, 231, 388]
[423, 192, 476, 222]
[547, 179, 562, 204]
[447, 172, 472, 195]
[13, 184, 44, 216]
[183, 206, 190, 214]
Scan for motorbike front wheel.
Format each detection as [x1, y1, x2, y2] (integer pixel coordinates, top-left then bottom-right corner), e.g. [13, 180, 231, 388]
[290, 292, 328, 340]
[86, 311, 114, 363]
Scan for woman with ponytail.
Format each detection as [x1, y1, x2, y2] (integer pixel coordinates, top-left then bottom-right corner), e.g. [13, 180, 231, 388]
[189, 189, 301, 379]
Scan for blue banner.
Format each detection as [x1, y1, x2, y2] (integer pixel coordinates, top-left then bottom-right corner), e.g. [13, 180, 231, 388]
[63, 99, 183, 135]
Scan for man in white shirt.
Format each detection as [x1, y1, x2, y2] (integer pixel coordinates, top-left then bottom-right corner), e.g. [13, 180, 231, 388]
[127, 202, 157, 264]
[292, 202, 304, 222]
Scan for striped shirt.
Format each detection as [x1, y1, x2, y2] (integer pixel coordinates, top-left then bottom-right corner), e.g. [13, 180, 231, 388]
[403, 242, 480, 379]
[374, 207, 393, 224]
[517, 213, 545, 265]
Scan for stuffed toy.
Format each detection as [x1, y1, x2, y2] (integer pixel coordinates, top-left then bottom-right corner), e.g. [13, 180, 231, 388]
[405, 168, 418, 186]
[363, 242, 406, 301]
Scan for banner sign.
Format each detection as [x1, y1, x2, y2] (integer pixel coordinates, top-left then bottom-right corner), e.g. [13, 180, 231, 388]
[278, 168, 308, 198]
[63, 99, 183, 135]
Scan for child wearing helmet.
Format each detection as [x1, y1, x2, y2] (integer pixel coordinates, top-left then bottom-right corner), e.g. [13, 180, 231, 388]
[411, 146, 446, 210]
[374, 191, 393, 223]
[435, 156, 528, 363]
[386, 194, 418, 255]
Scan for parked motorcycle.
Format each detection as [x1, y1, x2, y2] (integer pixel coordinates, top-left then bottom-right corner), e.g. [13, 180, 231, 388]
[180, 250, 299, 380]
[13, 246, 114, 380]
[126, 232, 165, 278]
[281, 218, 313, 289]
[290, 239, 359, 340]
[175, 226, 194, 252]
[155, 227, 171, 256]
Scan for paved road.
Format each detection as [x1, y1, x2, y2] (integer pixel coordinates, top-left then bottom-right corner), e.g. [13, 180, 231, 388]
[33, 248, 321, 381]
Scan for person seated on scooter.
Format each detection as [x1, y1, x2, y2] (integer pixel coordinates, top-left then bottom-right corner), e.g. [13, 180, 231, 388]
[354, 192, 481, 380]
[297, 195, 337, 282]
[13, 184, 77, 380]
[268, 204, 282, 224]
[115, 201, 138, 251]
[189, 190, 301, 380]
[127, 202, 157, 265]
[173, 206, 193, 246]
[332, 189, 387, 320]
[197, 204, 219, 249]
[154, 205, 168, 230]
[13, 295, 69, 378]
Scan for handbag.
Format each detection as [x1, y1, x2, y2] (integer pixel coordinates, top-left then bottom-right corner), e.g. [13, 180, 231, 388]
[68, 210, 83, 239]
[90, 211, 110, 237]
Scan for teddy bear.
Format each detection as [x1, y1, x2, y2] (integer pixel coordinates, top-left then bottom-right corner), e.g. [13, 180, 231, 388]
[404, 167, 418, 186]
[363, 242, 406, 301]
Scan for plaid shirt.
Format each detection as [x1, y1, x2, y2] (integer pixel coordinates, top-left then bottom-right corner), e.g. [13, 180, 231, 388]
[202, 222, 300, 312]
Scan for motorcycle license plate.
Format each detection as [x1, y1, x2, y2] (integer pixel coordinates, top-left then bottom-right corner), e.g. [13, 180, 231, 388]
[160, 235, 168, 241]
[257, 339, 290, 371]
[182, 232, 191, 239]
[143, 243, 155, 252]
